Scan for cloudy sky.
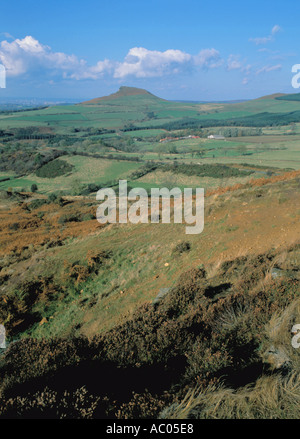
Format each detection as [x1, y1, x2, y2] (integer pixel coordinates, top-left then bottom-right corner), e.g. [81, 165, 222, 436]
[0, 0, 299, 101]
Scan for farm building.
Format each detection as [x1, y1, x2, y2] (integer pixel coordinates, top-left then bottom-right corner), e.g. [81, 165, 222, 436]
[207, 134, 225, 140]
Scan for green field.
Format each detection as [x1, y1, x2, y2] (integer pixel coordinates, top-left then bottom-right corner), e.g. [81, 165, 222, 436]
[0, 156, 141, 193]
[0, 87, 300, 195]
[1, 90, 299, 134]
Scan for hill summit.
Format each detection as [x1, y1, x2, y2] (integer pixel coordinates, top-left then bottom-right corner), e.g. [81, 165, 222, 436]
[255, 93, 287, 100]
[82, 86, 159, 105]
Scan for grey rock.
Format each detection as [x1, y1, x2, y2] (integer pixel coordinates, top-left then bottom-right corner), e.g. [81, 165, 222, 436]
[152, 288, 171, 306]
[271, 268, 285, 279]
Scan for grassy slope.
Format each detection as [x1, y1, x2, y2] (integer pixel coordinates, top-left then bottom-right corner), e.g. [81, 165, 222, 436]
[1, 170, 299, 339]
[0, 156, 141, 193]
[0, 172, 299, 419]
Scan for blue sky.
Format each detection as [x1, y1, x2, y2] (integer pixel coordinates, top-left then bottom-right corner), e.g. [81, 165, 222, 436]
[0, 0, 299, 101]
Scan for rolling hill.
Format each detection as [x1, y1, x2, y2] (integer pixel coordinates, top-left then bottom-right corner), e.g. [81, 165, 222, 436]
[81, 86, 163, 105]
[0, 88, 300, 136]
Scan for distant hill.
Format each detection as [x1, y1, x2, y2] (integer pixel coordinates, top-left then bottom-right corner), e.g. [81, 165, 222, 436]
[81, 86, 162, 105]
[81, 88, 298, 108]
[255, 93, 287, 100]
[0, 88, 299, 136]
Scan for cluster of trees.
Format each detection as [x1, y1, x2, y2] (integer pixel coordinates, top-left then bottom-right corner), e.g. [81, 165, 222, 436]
[154, 111, 300, 130]
[0, 105, 47, 114]
[0, 146, 66, 174]
[161, 162, 253, 178]
[35, 159, 73, 178]
[0, 130, 13, 138]
[129, 162, 159, 180]
[72, 127, 116, 137]
[10, 127, 54, 140]
[99, 136, 139, 153]
[71, 151, 141, 162]
[217, 127, 262, 137]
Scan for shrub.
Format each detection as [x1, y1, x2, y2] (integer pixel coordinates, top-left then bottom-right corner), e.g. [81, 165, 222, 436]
[0, 386, 100, 419]
[28, 198, 48, 210]
[36, 159, 73, 178]
[0, 281, 44, 334]
[8, 223, 19, 231]
[48, 193, 64, 206]
[172, 241, 191, 254]
[58, 213, 82, 224]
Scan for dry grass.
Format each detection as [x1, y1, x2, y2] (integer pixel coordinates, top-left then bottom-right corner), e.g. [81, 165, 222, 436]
[160, 296, 300, 419]
[262, 299, 300, 371]
[160, 372, 300, 419]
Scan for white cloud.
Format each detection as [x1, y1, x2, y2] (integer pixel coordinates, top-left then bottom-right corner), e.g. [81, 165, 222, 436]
[193, 48, 223, 68]
[256, 64, 282, 75]
[1, 37, 210, 80]
[0, 36, 224, 81]
[0, 36, 88, 77]
[114, 47, 223, 79]
[69, 60, 114, 80]
[242, 77, 249, 85]
[227, 54, 242, 71]
[0, 32, 14, 40]
[114, 47, 192, 78]
[249, 25, 282, 45]
[250, 36, 273, 45]
[1, 34, 281, 86]
[271, 25, 281, 35]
